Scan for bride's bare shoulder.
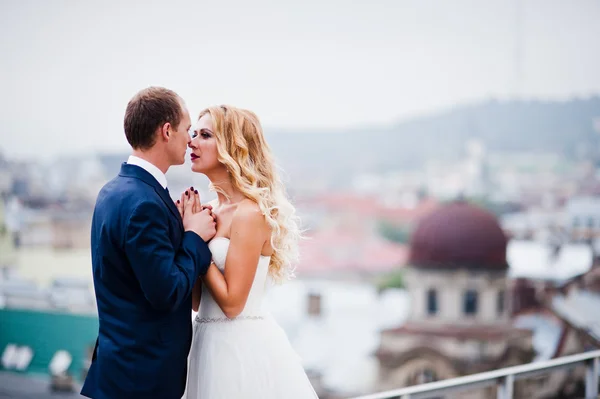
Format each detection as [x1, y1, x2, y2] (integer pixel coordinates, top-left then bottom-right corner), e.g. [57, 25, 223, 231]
[234, 199, 263, 218]
[232, 200, 269, 230]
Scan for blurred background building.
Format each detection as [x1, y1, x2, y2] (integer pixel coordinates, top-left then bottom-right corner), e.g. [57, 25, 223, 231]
[1, 0, 600, 398]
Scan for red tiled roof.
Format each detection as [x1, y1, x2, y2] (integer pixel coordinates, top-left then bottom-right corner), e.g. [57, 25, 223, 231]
[376, 199, 440, 224]
[296, 228, 408, 275]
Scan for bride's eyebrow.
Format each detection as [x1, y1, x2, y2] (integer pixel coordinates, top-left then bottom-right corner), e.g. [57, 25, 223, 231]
[200, 128, 214, 135]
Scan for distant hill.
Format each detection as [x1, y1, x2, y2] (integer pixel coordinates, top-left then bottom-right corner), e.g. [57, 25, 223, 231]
[92, 97, 600, 188]
[265, 97, 600, 182]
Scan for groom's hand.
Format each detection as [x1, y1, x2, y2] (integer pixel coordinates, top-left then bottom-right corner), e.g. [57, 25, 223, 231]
[183, 190, 216, 242]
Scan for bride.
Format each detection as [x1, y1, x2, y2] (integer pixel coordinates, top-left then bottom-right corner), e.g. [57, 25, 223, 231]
[179, 105, 318, 398]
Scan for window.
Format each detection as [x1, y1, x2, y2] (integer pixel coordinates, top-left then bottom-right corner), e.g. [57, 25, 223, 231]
[407, 368, 438, 386]
[307, 293, 321, 317]
[417, 369, 437, 384]
[427, 289, 438, 315]
[463, 289, 478, 315]
[497, 290, 505, 315]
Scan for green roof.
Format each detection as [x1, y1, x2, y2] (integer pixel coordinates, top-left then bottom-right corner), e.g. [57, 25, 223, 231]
[0, 308, 98, 381]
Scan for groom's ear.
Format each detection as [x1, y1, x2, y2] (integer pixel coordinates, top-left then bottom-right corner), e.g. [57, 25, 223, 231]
[160, 122, 171, 141]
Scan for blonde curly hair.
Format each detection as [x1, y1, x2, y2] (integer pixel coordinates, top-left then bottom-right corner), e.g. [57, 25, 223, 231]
[198, 105, 301, 282]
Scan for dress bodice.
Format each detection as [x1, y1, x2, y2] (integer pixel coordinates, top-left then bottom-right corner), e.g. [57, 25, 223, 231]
[197, 237, 271, 320]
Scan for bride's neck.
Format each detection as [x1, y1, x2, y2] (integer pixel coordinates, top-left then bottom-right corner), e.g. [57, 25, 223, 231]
[207, 171, 245, 205]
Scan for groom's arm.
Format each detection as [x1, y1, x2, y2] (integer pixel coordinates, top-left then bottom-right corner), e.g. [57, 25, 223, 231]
[124, 200, 212, 312]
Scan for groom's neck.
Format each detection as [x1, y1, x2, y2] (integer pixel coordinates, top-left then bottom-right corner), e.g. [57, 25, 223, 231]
[131, 148, 169, 174]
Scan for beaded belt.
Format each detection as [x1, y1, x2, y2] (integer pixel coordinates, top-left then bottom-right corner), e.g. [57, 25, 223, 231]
[195, 315, 264, 323]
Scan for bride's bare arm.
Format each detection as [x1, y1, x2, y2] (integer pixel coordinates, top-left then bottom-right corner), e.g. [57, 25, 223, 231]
[201, 201, 268, 318]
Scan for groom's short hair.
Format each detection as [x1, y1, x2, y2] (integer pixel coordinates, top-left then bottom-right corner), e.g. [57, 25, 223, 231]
[124, 87, 183, 150]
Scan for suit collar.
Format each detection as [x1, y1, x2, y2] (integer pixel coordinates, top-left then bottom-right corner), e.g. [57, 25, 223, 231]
[126, 155, 168, 189]
[119, 163, 162, 189]
[119, 163, 182, 226]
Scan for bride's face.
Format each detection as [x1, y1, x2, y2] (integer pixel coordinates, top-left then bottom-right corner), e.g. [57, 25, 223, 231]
[189, 113, 223, 174]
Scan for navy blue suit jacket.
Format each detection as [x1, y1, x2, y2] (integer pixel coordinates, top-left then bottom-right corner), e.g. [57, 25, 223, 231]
[81, 163, 212, 399]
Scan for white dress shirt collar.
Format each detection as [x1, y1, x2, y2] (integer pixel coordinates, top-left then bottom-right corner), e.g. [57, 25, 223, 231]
[127, 155, 168, 189]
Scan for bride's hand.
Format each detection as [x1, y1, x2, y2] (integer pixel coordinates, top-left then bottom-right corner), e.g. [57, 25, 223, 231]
[192, 191, 217, 223]
[175, 190, 186, 219]
[191, 188, 201, 213]
[176, 187, 194, 218]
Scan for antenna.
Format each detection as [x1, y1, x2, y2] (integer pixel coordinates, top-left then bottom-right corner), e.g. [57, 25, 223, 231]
[514, 0, 524, 98]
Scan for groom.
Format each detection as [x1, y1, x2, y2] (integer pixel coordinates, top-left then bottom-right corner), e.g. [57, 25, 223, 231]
[81, 87, 216, 399]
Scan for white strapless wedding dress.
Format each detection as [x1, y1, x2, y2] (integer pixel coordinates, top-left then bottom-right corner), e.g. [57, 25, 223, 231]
[182, 237, 319, 399]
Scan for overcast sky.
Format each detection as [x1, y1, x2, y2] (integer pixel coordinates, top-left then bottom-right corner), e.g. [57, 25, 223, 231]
[1, 0, 599, 159]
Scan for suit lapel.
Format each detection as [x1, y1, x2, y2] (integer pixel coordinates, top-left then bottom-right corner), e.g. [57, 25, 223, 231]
[119, 163, 183, 229]
[154, 185, 184, 229]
